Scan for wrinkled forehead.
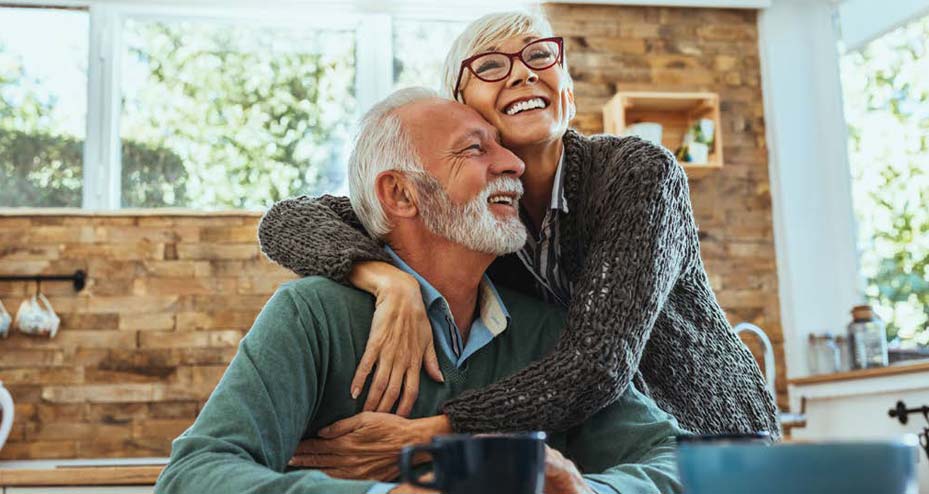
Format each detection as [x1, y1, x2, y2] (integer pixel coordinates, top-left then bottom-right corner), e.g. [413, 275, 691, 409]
[398, 100, 497, 151]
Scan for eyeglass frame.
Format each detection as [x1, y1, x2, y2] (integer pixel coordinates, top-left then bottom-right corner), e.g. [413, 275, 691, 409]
[453, 36, 565, 101]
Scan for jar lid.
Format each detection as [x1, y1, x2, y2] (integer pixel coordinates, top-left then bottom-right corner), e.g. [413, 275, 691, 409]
[852, 305, 874, 320]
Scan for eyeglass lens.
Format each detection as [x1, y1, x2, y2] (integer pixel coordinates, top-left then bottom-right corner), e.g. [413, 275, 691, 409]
[471, 40, 560, 82]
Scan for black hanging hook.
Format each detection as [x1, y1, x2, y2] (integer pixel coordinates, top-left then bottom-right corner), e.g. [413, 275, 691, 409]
[888, 400, 929, 426]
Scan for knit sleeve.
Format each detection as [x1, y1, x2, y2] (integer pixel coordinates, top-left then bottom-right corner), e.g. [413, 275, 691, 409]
[441, 140, 697, 432]
[257, 194, 391, 283]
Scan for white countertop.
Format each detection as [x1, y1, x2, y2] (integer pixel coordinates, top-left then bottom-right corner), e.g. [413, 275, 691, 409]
[0, 457, 169, 470]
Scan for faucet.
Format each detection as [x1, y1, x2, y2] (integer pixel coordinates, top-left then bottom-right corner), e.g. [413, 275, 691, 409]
[733, 322, 776, 398]
[733, 322, 807, 436]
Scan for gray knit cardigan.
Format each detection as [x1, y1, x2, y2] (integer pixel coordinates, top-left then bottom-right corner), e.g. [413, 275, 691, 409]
[257, 129, 781, 438]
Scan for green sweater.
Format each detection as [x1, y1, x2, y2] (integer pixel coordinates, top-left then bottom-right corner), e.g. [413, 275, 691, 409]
[155, 277, 684, 494]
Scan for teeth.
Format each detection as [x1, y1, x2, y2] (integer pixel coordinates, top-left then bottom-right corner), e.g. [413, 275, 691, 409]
[488, 195, 513, 206]
[505, 97, 546, 116]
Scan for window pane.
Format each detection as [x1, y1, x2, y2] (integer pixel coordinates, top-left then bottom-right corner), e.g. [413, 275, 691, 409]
[393, 19, 466, 91]
[840, 13, 929, 349]
[0, 7, 88, 207]
[120, 18, 356, 209]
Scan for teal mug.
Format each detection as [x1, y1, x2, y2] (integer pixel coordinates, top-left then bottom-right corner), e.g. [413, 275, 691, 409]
[677, 435, 919, 494]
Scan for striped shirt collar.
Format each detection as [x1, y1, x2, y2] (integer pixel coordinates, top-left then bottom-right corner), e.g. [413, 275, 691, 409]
[550, 148, 570, 213]
[515, 147, 573, 307]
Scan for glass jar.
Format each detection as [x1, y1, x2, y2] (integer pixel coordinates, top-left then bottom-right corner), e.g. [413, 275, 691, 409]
[834, 334, 852, 372]
[846, 305, 889, 369]
[807, 333, 840, 375]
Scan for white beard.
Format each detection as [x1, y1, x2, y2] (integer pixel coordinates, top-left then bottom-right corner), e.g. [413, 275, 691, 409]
[411, 173, 527, 256]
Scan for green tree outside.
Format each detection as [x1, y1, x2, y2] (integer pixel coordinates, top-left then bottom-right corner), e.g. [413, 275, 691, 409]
[119, 20, 356, 210]
[1, 40, 186, 208]
[841, 14, 929, 346]
[3, 19, 356, 210]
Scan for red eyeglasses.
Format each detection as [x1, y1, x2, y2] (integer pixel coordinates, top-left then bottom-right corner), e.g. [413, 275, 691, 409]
[453, 37, 564, 100]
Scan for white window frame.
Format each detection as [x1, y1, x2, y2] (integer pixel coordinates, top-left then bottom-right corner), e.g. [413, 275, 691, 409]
[3, 0, 534, 210]
[3, 0, 453, 210]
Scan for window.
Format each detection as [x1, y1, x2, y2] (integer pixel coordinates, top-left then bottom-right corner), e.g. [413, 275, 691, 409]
[0, 6, 89, 207]
[0, 3, 474, 210]
[840, 13, 929, 352]
[393, 19, 467, 92]
[120, 17, 356, 209]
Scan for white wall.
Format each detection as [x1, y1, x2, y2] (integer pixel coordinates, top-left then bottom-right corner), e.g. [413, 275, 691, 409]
[839, 0, 929, 51]
[758, 0, 863, 379]
[792, 373, 929, 493]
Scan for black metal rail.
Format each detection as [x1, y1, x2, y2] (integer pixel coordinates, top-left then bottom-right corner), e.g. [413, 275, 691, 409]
[0, 270, 87, 292]
[888, 400, 929, 462]
[889, 400, 929, 425]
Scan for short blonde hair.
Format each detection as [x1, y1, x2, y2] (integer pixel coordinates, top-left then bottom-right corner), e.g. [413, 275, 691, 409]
[441, 10, 570, 102]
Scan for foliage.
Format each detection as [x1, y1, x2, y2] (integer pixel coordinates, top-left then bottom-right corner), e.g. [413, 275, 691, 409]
[1, 41, 186, 208]
[3, 19, 357, 210]
[392, 19, 465, 91]
[1, 41, 80, 206]
[120, 20, 356, 210]
[841, 14, 929, 345]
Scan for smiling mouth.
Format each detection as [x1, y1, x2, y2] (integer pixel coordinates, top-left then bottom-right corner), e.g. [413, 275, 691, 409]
[503, 97, 549, 116]
[487, 194, 517, 208]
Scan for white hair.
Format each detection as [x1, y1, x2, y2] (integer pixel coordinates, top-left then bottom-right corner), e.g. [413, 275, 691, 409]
[411, 171, 527, 255]
[441, 10, 571, 102]
[348, 86, 440, 239]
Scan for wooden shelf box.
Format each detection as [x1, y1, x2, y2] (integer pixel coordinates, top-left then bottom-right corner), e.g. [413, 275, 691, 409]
[602, 91, 723, 179]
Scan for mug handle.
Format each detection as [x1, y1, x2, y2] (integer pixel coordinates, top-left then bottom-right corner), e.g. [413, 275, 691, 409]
[37, 293, 60, 338]
[0, 383, 14, 451]
[399, 444, 440, 490]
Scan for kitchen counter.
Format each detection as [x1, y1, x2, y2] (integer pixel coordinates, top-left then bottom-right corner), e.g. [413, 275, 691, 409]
[788, 359, 929, 386]
[788, 361, 929, 493]
[0, 458, 166, 487]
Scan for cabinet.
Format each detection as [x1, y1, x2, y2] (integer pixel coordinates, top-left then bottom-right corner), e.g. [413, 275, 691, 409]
[789, 363, 929, 493]
[602, 91, 723, 178]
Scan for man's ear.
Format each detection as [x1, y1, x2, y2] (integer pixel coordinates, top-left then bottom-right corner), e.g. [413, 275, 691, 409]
[374, 170, 418, 219]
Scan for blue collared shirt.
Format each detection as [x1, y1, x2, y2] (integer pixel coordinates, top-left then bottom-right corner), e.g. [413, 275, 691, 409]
[369, 247, 612, 494]
[384, 246, 511, 367]
[367, 247, 511, 494]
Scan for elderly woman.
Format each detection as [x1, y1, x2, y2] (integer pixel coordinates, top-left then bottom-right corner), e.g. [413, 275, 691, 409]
[259, 10, 778, 446]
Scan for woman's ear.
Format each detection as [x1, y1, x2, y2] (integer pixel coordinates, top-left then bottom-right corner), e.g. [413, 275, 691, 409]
[375, 171, 418, 220]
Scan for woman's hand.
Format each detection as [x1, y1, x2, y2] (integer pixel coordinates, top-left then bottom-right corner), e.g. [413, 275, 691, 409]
[389, 483, 438, 494]
[289, 413, 452, 480]
[348, 262, 443, 416]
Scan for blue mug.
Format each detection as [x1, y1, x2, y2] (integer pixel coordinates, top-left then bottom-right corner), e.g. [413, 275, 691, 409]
[677, 435, 919, 494]
[399, 432, 546, 494]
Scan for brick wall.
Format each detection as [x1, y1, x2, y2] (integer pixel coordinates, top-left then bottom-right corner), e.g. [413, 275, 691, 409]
[545, 3, 784, 403]
[0, 213, 295, 459]
[0, 5, 784, 460]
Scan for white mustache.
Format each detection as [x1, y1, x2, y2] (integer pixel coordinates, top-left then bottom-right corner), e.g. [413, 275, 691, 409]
[478, 178, 524, 204]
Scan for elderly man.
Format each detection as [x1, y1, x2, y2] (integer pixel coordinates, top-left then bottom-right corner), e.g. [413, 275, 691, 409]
[154, 88, 684, 494]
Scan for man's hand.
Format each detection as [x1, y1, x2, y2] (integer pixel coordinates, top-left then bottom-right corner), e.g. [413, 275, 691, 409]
[389, 484, 438, 494]
[388, 473, 438, 494]
[289, 412, 452, 481]
[544, 446, 596, 494]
